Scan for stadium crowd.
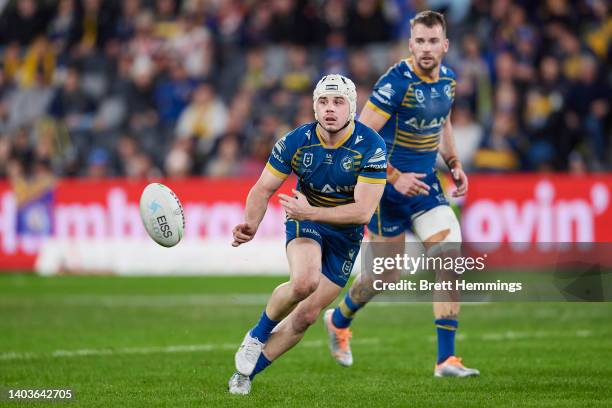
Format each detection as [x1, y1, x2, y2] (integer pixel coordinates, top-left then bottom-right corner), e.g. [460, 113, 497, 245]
[0, 0, 610, 180]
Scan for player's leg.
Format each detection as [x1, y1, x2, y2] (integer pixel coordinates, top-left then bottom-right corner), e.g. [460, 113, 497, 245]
[230, 248, 342, 395]
[234, 237, 322, 377]
[323, 231, 405, 366]
[324, 198, 408, 367]
[412, 205, 479, 377]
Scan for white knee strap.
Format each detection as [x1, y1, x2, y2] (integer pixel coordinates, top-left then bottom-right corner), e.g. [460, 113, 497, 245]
[412, 205, 462, 244]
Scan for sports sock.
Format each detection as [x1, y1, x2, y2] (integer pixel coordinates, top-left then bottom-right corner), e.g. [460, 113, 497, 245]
[249, 310, 279, 343]
[331, 292, 363, 329]
[435, 319, 458, 364]
[249, 352, 272, 380]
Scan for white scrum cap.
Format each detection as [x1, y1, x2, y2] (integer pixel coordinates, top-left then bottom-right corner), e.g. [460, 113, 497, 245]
[313, 74, 357, 121]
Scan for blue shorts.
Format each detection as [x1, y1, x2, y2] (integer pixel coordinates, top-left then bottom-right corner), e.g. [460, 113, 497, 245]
[367, 172, 448, 237]
[285, 219, 363, 287]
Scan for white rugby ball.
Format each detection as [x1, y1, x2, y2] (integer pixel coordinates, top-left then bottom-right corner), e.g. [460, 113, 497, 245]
[139, 183, 185, 247]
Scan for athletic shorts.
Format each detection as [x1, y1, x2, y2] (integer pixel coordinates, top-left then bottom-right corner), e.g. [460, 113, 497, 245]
[367, 172, 449, 237]
[285, 219, 363, 287]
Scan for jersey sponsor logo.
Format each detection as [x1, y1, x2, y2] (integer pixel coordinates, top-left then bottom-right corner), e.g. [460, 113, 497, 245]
[310, 182, 355, 194]
[433, 182, 440, 192]
[274, 137, 287, 154]
[271, 150, 284, 164]
[306, 129, 311, 140]
[303, 152, 314, 167]
[383, 225, 400, 233]
[444, 84, 452, 99]
[405, 116, 447, 130]
[324, 153, 333, 165]
[372, 91, 391, 106]
[367, 148, 386, 163]
[364, 162, 386, 170]
[415, 89, 425, 104]
[377, 83, 395, 100]
[431, 87, 440, 99]
[403, 70, 413, 78]
[301, 227, 321, 237]
[355, 135, 363, 145]
[341, 156, 353, 172]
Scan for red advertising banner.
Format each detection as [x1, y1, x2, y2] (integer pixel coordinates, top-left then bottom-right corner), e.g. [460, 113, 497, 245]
[0, 174, 611, 270]
[462, 174, 612, 243]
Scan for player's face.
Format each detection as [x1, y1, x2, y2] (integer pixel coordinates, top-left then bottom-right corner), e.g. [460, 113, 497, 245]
[409, 23, 449, 72]
[315, 95, 350, 133]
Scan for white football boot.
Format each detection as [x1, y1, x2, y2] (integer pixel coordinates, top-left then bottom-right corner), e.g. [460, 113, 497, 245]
[434, 356, 480, 377]
[228, 373, 251, 395]
[323, 309, 353, 367]
[234, 331, 264, 376]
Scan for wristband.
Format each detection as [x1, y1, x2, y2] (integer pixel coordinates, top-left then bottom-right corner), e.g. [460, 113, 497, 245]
[387, 165, 401, 184]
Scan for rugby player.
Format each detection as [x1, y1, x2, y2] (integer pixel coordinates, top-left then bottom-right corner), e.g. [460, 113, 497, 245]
[324, 11, 480, 378]
[228, 74, 387, 394]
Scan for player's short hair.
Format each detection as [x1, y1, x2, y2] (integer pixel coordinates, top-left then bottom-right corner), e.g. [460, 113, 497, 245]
[410, 10, 446, 35]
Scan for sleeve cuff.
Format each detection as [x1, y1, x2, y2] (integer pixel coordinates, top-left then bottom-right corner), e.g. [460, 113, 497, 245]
[358, 175, 387, 185]
[265, 162, 290, 180]
[365, 100, 392, 119]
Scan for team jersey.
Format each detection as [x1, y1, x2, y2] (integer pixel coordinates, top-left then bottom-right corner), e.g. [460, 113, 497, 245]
[366, 57, 456, 174]
[266, 121, 387, 221]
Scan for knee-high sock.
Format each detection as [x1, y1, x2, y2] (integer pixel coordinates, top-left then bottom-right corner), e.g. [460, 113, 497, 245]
[331, 292, 363, 329]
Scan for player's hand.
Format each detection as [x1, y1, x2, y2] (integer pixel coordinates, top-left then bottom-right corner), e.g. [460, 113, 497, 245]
[232, 222, 257, 247]
[278, 189, 316, 221]
[393, 172, 430, 197]
[451, 167, 468, 197]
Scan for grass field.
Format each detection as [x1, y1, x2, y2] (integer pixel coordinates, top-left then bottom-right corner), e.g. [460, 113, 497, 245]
[1, 274, 611, 407]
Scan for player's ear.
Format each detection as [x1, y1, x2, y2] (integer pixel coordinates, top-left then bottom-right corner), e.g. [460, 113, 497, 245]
[443, 38, 449, 53]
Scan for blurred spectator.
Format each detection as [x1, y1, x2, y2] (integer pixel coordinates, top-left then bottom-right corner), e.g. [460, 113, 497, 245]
[205, 135, 241, 177]
[47, 0, 77, 59]
[165, 139, 193, 178]
[565, 55, 610, 166]
[280, 45, 315, 92]
[176, 83, 228, 156]
[113, 0, 141, 43]
[0, 0, 50, 46]
[169, 12, 213, 79]
[455, 34, 492, 121]
[447, 102, 483, 171]
[86, 147, 110, 178]
[154, 61, 198, 125]
[474, 110, 526, 171]
[48, 67, 95, 132]
[347, 0, 391, 45]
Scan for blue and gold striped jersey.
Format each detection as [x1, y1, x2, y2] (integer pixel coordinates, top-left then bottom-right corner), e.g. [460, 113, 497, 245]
[366, 57, 456, 174]
[266, 120, 387, 210]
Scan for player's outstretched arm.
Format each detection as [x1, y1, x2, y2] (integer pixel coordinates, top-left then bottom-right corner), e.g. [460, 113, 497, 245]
[232, 168, 285, 247]
[279, 181, 385, 225]
[359, 101, 390, 133]
[438, 116, 468, 197]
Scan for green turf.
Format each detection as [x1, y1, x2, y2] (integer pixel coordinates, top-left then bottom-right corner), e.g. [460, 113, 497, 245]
[1, 274, 611, 407]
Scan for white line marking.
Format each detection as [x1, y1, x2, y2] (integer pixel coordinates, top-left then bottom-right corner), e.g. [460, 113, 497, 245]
[0, 339, 380, 362]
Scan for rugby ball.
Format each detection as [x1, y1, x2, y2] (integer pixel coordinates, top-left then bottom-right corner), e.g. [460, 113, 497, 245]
[139, 183, 185, 247]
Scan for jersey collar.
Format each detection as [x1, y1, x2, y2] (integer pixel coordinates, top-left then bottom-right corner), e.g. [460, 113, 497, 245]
[316, 121, 355, 149]
[405, 57, 439, 83]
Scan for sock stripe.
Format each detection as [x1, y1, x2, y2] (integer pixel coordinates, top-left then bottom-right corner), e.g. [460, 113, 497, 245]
[435, 324, 457, 331]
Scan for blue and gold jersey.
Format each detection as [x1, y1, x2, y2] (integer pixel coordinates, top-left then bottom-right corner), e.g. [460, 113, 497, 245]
[366, 57, 456, 174]
[266, 120, 387, 214]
